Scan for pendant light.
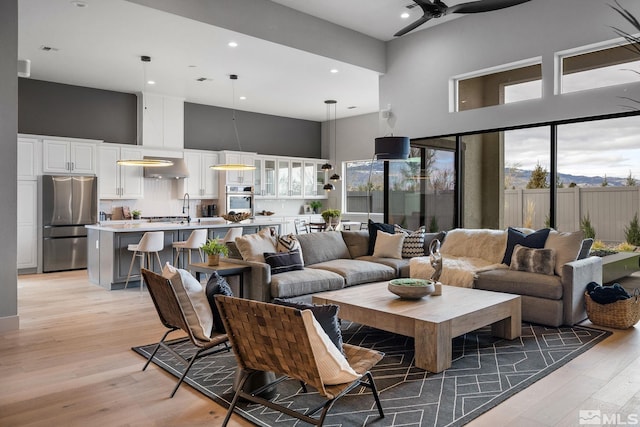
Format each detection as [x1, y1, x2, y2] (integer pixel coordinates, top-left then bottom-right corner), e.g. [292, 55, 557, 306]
[118, 56, 174, 167]
[320, 100, 334, 172]
[326, 100, 341, 182]
[211, 74, 256, 171]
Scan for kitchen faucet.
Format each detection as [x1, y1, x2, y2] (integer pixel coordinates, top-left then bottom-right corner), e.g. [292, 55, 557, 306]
[182, 193, 190, 223]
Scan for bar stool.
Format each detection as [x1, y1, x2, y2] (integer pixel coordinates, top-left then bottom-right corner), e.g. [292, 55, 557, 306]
[222, 227, 243, 243]
[173, 229, 208, 268]
[125, 231, 165, 290]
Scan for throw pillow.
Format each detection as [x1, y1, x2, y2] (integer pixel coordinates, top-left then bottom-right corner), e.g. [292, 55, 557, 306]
[273, 299, 344, 353]
[502, 227, 551, 266]
[372, 230, 404, 259]
[510, 245, 556, 276]
[394, 224, 427, 258]
[162, 263, 213, 341]
[577, 238, 594, 260]
[204, 272, 234, 333]
[235, 228, 277, 263]
[544, 230, 585, 276]
[264, 249, 304, 274]
[300, 309, 360, 385]
[367, 220, 395, 255]
[277, 233, 304, 265]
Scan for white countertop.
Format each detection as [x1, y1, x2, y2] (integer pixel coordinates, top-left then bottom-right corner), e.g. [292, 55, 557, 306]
[86, 218, 285, 232]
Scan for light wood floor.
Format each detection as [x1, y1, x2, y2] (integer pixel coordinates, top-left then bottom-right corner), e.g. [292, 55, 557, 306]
[1, 271, 639, 426]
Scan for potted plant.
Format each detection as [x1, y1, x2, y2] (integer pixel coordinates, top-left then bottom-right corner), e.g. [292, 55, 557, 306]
[321, 209, 341, 230]
[309, 200, 322, 214]
[131, 209, 141, 220]
[200, 238, 229, 266]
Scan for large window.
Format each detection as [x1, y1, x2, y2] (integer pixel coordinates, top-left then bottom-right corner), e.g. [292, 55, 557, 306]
[559, 42, 640, 94]
[454, 60, 542, 112]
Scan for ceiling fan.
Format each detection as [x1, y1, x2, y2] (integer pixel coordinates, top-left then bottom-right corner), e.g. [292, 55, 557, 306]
[394, 0, 531, 37]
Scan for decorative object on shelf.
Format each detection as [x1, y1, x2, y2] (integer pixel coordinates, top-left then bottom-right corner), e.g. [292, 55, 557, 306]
[131, 209, 142, 220]
[309, 200, 322, 214]
[222, 212, 252, 223]
[211, 75, 257, 171]
[201, 238, 229, 266]
[321, 209, 341, 229]
[388, 278, 436, 299]
[429, 238, 442, 282]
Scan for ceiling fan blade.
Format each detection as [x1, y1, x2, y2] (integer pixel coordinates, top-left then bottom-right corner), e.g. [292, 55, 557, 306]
[447, 0, 530, 15]
[394, 15, 432, 37]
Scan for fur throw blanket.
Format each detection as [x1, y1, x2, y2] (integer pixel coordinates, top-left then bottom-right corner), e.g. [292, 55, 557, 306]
[409, 228, 509, 288]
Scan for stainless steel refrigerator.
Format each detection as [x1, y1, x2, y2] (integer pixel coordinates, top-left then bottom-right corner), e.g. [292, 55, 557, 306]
[42, 175, 97, 272]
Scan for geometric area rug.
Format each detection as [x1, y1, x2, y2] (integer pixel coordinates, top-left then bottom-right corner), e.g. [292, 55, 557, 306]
[132, 322, 610, 426]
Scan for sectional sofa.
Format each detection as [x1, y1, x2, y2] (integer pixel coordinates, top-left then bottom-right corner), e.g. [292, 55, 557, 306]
[226, 227, 602, 327]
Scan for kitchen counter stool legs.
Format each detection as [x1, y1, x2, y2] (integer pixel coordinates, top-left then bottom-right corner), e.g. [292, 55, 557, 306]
[173, 229, 207, 268]
[125, 231, 165, 291]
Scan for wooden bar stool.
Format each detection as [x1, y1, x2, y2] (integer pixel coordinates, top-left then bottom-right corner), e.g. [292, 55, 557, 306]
[125, 231, 165, 290]
[173, 229, 208, 268]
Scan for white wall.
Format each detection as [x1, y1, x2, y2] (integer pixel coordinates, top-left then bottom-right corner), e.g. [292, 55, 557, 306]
[379, 0, 640, 139]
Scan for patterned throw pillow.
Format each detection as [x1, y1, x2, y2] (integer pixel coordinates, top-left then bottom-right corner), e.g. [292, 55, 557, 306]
[502, 227, 551, 266]
[263, 249, 304, 274]
[510, 244, 556, 276]
[394, 225, 427, 258]
[277, 233, 304, 265]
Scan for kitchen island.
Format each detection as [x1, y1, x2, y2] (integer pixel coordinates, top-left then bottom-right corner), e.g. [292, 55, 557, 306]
[86, 218, 283, 290]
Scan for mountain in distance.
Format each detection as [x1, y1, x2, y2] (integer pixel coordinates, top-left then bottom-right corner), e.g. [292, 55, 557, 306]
[506, 168, 631, 188]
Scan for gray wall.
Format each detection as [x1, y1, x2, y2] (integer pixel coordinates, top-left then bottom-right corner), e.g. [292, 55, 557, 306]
[19, 78, 138, 144]
[0, 0, 18, 332]
[184, 102, 320, 157]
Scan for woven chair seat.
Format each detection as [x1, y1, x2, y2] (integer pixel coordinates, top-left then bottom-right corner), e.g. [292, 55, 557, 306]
[215, 295, 385, 426]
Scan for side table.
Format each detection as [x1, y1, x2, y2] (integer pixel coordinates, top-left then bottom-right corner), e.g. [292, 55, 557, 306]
[188, 261, 251, 298]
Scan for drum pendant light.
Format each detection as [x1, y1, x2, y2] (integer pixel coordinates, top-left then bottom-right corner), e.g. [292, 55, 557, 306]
[321, 100, 334, 172]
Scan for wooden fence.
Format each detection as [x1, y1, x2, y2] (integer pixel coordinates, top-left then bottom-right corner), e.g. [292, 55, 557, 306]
[504, 187, 640, 242]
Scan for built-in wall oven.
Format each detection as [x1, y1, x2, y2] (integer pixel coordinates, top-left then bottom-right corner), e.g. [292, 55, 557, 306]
[225, 185, 254, 215]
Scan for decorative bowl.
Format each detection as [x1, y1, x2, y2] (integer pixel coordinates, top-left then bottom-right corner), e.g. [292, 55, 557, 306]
[388, 278, 436, 299]
[222, 212, 252, 223]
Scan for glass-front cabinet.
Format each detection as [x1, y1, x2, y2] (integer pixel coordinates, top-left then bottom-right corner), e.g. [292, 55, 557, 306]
[303, 161, 327, 198]
[277, 159, 303, 198]
[255, 157, 277, 198]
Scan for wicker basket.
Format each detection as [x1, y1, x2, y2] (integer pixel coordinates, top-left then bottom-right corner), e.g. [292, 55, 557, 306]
[584, 289, 640, 329]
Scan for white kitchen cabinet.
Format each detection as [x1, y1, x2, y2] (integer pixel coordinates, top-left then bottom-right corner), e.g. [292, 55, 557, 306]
[277, 159, 303, 198]
[221, 151, 255, 185]
[42, 138, 97, 174]
[98, 144, 144, 199]
[303, 161, 328, 198]
[255, 157, 277, 198]
[182, 150, 218, 198]
[141, 93, 184, 150]
[17, 180, 38, 270]
[17, 137, 40, 180]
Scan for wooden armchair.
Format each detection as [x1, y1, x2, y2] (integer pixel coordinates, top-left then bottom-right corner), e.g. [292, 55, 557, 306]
[215, 295, 384, 426]
[141, 268, 230, 397]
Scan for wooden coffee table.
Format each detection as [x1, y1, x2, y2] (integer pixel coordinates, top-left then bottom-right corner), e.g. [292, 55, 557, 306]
[312, 281, 521, 373]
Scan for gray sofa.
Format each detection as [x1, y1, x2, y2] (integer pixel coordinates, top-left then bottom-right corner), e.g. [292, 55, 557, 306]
[227, 228, 602, 327]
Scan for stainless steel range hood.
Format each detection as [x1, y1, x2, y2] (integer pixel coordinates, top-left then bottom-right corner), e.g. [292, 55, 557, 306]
[143, 156, 189, 179]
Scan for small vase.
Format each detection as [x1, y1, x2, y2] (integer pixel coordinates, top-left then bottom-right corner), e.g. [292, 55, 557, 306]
[207, 254, 220, 266]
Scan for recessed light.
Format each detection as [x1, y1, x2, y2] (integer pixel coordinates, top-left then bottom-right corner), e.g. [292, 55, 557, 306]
[228, 41, 238, 48]
[400, 12, 410, 19]
[147, 80, 156, 85]
[330, 68, 338, 74]
[71, 1, 88, 8]
[239, 96, 246, 100]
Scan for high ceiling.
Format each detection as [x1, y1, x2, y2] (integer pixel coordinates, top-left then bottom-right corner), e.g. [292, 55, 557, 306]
[17, 0, 468, 122]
